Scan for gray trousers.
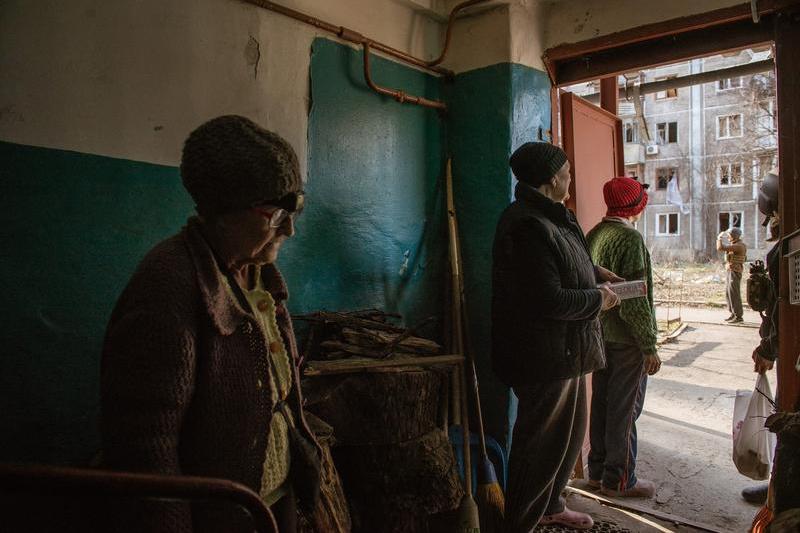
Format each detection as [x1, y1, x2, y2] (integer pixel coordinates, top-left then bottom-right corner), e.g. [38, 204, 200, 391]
[506, 376, 586, 533]
[726, 270, 743, 318]
[588, 342, 648, 490]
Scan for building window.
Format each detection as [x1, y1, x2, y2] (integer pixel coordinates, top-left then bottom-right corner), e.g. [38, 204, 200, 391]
[655, 75, 678, 99]
[717, 77, 743, 91]
[656, 122, 678, 144]
[752, 159, 761, 181]
[624, 120, 638, 143]
[656, 213, 680, 236]
[656, 167, 677, 190]
[757, 100, 776, 145]
[717, 114, 743, 139]
[718, 162, 744, 187]
[719, 211, 744, 233]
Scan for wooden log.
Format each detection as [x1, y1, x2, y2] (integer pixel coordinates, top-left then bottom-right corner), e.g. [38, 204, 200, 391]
[303, 369, 447, 446]
[333, 429, 463, 533]
[299, 412, 352, 533]
[303, 354, 463, 377]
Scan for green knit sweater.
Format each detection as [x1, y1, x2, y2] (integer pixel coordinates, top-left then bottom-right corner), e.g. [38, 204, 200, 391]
[586, 219, 657, 354]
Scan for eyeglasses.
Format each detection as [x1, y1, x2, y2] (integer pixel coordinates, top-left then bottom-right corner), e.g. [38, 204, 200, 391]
[253, 206, 298, 228]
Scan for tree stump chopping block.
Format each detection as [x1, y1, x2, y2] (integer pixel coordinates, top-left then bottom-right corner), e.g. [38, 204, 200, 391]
[333, 428, 463, 533]
[303, 369, 448, 446]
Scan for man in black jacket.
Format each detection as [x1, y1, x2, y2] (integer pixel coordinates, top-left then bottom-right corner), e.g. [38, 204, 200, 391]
[493, 142, 621, 532]
[742, 170, 780, 506]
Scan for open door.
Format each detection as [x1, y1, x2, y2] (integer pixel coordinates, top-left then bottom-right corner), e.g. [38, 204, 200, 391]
[561, 91, 624, 233]
[560, 90, 624, 479]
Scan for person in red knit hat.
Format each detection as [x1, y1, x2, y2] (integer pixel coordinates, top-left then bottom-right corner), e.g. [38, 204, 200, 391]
[585, 176, 661, 499]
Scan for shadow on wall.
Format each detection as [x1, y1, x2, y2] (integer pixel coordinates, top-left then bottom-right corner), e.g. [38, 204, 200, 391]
[0, 142, 194, 465]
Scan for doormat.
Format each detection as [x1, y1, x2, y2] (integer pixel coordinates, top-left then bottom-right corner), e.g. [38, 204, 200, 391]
[535, 520, 632, 532]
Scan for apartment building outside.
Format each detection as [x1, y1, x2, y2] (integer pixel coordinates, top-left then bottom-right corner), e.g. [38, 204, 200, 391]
[620, 48, 777, 262]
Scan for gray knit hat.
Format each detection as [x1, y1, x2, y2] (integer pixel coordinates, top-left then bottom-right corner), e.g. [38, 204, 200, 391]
[181, 115, 302, 216]
[509, 142, 568, 187]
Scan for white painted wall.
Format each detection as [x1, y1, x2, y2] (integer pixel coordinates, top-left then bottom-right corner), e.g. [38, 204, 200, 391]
[443, 0, 548, 73]
[544, 0, 745, 49]
[0, 0, 443, 174]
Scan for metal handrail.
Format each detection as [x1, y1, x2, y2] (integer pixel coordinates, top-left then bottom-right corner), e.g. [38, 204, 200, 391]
[0, 463, 277, 533]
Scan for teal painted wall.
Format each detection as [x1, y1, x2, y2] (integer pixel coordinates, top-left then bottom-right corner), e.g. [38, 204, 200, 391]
[0, 38, 447, 465]
[283, 38, 446, 328]
[444, 63, 552, 447]
[0, 141, 193, 464]
[0, 37, 550, 464]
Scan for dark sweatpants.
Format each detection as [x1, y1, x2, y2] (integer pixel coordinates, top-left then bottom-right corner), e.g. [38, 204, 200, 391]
[726, 270, 743, 319]
[588, 342, 648, 490]
[505, 376, 586, 533]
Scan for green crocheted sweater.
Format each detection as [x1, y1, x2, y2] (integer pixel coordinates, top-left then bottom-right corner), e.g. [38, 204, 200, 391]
[586, 219, 657, 354]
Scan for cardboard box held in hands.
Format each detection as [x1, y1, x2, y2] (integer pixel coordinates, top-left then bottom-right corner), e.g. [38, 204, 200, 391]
[598, 280, 647, 301]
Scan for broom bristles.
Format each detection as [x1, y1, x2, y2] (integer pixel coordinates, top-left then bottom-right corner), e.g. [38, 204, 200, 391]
[457, 495, 481, 532]
[476, 456, 504, 532]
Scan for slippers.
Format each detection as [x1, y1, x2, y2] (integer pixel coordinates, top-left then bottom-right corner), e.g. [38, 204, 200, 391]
[540, 508, 594, 530]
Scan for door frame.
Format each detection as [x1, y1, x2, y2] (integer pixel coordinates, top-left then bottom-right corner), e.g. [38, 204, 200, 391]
[544, 1, 800, 413]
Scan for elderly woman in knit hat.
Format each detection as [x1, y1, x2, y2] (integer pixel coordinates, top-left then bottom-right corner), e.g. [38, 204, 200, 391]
[585, 176, 659, 500]
[101, 115, 316, 532]
[492, 142, 621, 532]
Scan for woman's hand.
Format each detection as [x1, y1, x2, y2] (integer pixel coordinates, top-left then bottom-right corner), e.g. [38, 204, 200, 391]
[596, 265, 625, 283]
[599, 283, 620, 310]
[752, 349, 774, 373]
[643, 352, 661, 375]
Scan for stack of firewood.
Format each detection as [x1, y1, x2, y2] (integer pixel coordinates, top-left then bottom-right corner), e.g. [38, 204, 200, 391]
[294, 309, 442, 360]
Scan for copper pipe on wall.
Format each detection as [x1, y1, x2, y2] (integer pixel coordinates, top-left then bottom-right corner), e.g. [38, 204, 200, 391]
[241, 0, 453, 77]
[363, 42, 447, 110]
[426, 0, 491, 66]
[0, 463, 278, 533]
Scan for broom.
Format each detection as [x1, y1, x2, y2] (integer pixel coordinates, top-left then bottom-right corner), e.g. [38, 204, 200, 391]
[446, 158, 481, 533]
[447, 159, 504, 531]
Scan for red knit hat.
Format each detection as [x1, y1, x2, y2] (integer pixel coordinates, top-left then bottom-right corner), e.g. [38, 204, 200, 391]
[603, 176, 649, 218]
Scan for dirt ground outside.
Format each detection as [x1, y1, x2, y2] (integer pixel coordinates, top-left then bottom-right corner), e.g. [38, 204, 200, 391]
[651, 261, 733, 308]
[611, 308, 770, 532]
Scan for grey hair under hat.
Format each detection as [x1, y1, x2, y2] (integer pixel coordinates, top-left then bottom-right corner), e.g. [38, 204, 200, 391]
[509, 142, 569, 187]
[181, 115, 302, 216]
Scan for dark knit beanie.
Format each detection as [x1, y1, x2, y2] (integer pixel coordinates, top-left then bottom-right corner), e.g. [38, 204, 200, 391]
[509, 142, 569, 187]
[603, 176, 649, 218]
[181, 115, 302, 216]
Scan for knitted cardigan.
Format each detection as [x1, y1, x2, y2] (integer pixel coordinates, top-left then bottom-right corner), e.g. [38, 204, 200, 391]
[100, 217, 314, 532]
[586, 219, 657, 355]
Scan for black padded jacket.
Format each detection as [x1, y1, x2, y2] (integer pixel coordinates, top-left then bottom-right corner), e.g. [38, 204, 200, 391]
[491, 182, 605, 386]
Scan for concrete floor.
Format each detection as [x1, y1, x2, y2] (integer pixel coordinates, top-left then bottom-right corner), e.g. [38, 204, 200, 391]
[630, 307, 775, 532]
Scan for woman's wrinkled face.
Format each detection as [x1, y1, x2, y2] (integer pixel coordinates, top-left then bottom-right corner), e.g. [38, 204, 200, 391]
[248, 206, 296, 264]
[551, 160, 572, 203]
[223, 207, 296, 265]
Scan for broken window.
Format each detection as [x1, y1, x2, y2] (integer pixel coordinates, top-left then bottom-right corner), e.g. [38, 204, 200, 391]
[624, 120, 638, 143]
[655, 75, 678, 99]
[718, 162, 744, 186]
[719, 211, 744, 233]
[717, 114, 743, 139]
[656, 167, 677, 190]
[656, 122, 678, 144]
[757, 100, 776, 145]
[656, 213, 680, 235]
[717, 77, 742, 90]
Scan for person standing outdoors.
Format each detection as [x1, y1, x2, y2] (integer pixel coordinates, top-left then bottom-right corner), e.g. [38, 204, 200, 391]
[717, 226, 747, 323]
[586, 176, 660, 499]
[741, 170, 780, 505]
[492, 142, 622, 532]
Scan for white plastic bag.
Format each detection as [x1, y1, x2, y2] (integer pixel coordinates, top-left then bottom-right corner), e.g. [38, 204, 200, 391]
[732, 373, 776, 480]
